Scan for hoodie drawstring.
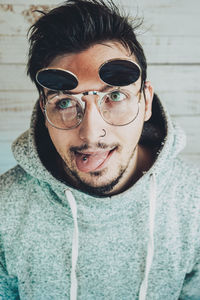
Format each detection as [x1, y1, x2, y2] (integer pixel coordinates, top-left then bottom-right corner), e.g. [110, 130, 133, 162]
[65, 189, 79, 300]
[139, 173, 157, 300]
[65, 173, 157, 300]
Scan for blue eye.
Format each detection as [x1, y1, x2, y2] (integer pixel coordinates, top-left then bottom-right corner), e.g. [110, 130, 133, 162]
[110, 91, 125, 101]
[57, 99, 72, 109]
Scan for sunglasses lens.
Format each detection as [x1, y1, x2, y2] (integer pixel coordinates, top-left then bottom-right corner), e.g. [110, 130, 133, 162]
[36, 69, 78, 90]
[99, 60, 140, 86]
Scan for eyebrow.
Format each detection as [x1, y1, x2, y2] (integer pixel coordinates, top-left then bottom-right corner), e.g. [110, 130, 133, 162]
[99, 85, 115, 92]
[65, 84, 115, 94]
[46, 85, 115, 97]
[46, 90, 57, 97]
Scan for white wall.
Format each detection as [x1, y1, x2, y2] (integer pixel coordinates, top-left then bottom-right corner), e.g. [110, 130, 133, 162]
[0, 0, 200, 174]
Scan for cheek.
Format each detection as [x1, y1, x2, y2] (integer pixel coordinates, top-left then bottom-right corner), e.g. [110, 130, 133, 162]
[115, 101, 145, 145]
[46, 126, 71, 155]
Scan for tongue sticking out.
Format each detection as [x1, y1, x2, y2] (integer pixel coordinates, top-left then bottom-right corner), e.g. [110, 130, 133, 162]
[75, 151, 110, 172]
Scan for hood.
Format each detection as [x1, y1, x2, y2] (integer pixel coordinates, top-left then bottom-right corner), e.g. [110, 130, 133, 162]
[11, 93, 186, 300]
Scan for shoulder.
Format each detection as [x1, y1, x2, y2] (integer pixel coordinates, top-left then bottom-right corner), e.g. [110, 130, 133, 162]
[0, 165, 37, 225]
[0, 164, 33, 196]
[169, 157, 200, 232]
[170, 157, 200, 213]
[157, 157, 200, 260]
[159, 156, 200, 226]
[174, 158, 200, 258]
[173, 157, 200, 196]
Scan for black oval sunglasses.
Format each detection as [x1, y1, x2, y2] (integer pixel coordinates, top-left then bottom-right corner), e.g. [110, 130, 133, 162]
[36, 59, 141, 91]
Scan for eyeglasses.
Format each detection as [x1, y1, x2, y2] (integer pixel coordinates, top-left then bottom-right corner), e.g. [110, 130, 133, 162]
[36, 59, 143, 129]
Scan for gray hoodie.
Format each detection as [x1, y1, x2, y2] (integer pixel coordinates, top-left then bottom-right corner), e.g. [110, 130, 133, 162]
[0, 95, 199, 300]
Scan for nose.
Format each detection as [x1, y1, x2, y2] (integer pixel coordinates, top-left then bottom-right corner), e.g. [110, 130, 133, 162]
[78, 95, 108, 143]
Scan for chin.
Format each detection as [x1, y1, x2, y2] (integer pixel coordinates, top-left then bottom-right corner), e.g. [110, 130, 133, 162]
[69, 166, 126, 196]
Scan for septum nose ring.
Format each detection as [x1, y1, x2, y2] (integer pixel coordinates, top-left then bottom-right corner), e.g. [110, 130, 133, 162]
[100, 129, 106, 138]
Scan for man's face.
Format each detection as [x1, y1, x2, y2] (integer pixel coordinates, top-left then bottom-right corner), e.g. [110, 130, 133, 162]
[41, 42, 153, 195]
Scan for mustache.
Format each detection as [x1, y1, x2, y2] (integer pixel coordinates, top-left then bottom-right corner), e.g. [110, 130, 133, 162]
[70, 142, 119, 153]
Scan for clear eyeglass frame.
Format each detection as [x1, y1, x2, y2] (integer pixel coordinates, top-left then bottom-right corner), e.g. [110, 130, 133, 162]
[42, 86, 143, 130]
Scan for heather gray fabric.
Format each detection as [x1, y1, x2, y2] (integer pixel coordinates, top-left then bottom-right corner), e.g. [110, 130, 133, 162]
[0, 95, 199, 300]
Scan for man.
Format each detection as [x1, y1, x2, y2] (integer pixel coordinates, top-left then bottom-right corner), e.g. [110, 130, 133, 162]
[0, 0, 199, 299]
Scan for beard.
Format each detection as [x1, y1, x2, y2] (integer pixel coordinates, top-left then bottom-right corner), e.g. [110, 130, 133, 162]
[62, 143, 137, 197]
[66, 166, 126, 196]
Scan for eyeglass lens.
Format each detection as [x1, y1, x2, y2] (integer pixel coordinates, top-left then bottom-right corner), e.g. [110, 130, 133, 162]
[45, 95, 84, 129]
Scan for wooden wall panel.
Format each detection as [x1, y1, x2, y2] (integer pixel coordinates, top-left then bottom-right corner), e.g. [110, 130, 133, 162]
[0, 0, 200, 174]
[1, 35, 200, 64]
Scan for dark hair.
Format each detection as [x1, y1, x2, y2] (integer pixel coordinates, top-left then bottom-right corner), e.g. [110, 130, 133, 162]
[27, 0, 147, 91]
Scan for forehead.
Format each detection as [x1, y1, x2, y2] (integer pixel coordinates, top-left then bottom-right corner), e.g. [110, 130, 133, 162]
[48, 41, 136, 74]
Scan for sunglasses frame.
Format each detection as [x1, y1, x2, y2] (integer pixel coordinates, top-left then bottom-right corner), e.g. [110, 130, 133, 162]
[36, 68, 79, 91]
[36, 58, 142, 91]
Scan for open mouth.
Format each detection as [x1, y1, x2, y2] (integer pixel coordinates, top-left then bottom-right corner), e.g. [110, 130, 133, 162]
[74, 147, 116, 173]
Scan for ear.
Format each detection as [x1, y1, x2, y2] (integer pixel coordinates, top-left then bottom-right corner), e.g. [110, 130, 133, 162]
[39, 93, 45, 114]
[39, 97, 48, 128]
[143, 81, 154, 121]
